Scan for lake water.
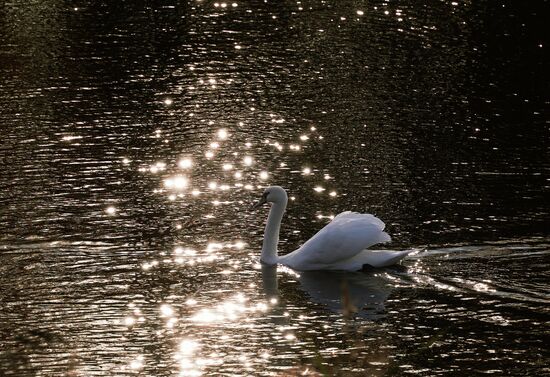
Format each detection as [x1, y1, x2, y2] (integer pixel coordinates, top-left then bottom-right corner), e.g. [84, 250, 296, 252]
[0, 1, 548, 376]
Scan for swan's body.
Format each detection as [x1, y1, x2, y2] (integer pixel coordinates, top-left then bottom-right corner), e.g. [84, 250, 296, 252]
[254, 186, 411, 271]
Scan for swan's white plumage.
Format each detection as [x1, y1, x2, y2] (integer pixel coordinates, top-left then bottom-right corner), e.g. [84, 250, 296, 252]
[280, 212, 391, 269]
[255, 186, 411, 271]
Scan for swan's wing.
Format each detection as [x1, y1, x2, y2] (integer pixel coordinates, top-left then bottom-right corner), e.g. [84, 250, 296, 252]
[284, 212, 391, 267]
[332, 211, 386, 228]
[324, 249, 413, 270]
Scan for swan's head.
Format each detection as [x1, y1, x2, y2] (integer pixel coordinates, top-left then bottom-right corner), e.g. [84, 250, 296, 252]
[252, 186, 288, 209]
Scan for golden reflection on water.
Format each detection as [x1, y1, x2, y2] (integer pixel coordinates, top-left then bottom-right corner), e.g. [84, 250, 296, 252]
[2, 0, 546, 375]
[160, 304, 174, 317]
[164, 175, 189, 190]
[129, 355, 144, 371]
[178, 158, 193, 169]
[217, 128, 229, 140]
[108, 80, 349, 376]
[141, 240, 247, 270]
[61, 135, 83, 142]
[176, 339, 208, 377]
[189, 292, 273, 324]
[472, 282, 494, 292]
[128, 110, 338, 212]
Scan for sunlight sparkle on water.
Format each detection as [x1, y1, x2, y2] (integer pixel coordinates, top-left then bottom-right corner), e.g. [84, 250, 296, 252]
[150, 162, 166, 173]
[217, 129, 228, 140]
[206, 242, 223, 252]
[243, 156, 253, 166]
[189, 293, 267, 323]
[180, 339, 200, 356]
[194, 289, 273, 325]
[473, 282, 495, 292]
[164, 176, 189, 190]
[178, 158, 193, 169]
[175, 339, 206, 377]
[61, 135, 83, 141]
[233, 241, 245, 249]
[160, 304, 174, 317]
[105, 206, 117, 215]
[175, 247, 197, 256]
[129, 355, 144, 370]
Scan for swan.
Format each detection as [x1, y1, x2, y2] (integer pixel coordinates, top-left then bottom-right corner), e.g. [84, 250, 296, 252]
[253, 186, 412, 271]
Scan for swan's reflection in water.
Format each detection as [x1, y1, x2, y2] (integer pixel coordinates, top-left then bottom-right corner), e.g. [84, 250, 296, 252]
[261, 265, 395, 320]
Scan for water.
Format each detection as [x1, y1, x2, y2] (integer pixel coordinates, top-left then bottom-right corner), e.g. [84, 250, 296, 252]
[0, 1, 548, 375]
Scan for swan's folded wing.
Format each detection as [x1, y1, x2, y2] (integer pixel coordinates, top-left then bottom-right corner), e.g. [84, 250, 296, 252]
[332, 211, 386, 230]
[287, 212, 391, 266]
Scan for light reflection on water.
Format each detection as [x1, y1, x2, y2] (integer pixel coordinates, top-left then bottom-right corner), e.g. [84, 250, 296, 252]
[1, 0, 548, 375]
[1, 240, 547, 375]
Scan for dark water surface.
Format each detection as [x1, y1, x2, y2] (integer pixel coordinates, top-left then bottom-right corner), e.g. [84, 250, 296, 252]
[1, 1, 548, 376]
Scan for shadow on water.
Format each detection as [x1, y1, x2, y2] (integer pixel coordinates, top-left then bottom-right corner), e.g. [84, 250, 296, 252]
[262, 264, 394, 320]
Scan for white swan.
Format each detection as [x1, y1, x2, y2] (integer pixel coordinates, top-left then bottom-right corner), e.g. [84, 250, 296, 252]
[253, 186, 411, 271]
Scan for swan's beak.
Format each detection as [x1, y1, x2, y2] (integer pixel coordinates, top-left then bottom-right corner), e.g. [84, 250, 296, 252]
[251, 197, 267, 210]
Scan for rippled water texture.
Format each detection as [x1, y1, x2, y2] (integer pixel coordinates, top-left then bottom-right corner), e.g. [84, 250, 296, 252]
[0, 1, 548, 376]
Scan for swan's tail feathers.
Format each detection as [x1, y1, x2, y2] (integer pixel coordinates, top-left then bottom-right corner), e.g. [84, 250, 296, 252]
[402, 248, 422, 256]
[357, 249, 411, 268]
[377, 231, 391, 244]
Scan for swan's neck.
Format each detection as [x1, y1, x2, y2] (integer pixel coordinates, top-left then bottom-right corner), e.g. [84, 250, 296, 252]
[261, 199, 286, 265]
